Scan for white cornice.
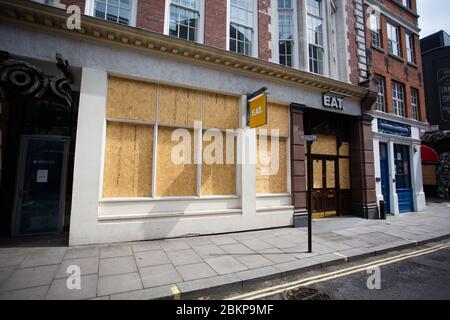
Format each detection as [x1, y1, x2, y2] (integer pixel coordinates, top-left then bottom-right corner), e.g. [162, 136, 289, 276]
[0, 0, 369, 99]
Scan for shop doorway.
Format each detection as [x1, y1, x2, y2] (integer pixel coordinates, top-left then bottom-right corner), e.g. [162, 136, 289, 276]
[379, 143, 391, 214]
[311, 157, 338, 219]
[394, 144, 414, 213]
[13, 136, 69, 236]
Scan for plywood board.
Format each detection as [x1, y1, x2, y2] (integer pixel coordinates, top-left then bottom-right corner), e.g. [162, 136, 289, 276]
[201, 132, 236, 195]
[326, 160, 335, 188]
[313, 159, 323, 189]
[311, 134, 337, 156]
[256, 136, 287, 193]
[202, 92, 239, 129]
[156, 126, 197, 196]
[103, 122, 153, 197]
[422, 164, 437, 186]
[339, 142, 350, 157]
[107, 76, 157, 121]
[257, 103, 289, 136]
[339, 158, 351, 190]
[158, 85, 202, 127]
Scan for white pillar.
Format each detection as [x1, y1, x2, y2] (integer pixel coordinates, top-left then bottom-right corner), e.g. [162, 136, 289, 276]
[238, 95, 256, 217]
[69, 68, 107, 245]
[411, 144, 427, 212]
[388, 140, 400, 215]
[373, 138, 384, 207]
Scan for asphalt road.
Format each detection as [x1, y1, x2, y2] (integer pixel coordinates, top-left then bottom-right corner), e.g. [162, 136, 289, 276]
[219, 241, 450, 300]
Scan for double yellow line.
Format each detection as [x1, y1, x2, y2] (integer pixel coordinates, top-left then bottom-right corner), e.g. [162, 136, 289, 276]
[227, 241, 450, 300]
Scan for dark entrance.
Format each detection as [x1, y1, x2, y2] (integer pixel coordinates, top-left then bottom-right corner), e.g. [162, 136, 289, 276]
[0, 55, 79, 239]
[379, 142, 391, 214]
[304, 109, 353, 219]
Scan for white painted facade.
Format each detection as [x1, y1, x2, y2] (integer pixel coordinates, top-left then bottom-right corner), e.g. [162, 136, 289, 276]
[372, 112, 427, 215]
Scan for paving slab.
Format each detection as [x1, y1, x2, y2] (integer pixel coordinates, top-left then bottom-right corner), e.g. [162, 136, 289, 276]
[134, 250, 170, 268]
[99, 256, 137, 277]
[0, 285, 49, 300]
[205, 256, 248, 275]
[64, 246, 99, 260]
[139, 264, 182, 288]
[176, 263, 217, 281]
[160, 240, 190, 252]
[166, 249, 203, 266]
[0, 253, 26, 268]
[99, 245, 132, 259]
[97, 272, 142, 296]
[274, 257, 319, 274]
[20, 248, 66, 268]
[131, 241, 163, 253]
[192, 244, 226, 259]
[234, 254, 273, 269]
[220, 243, 255, 255]
[0, 265, 58, 291]
[260, 248, 296, 264]
[55, 257, 99, 279]
[46, 274, 97, 300]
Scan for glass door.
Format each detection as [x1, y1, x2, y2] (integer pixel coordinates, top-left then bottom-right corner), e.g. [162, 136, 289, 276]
[13, 136, 69, 236]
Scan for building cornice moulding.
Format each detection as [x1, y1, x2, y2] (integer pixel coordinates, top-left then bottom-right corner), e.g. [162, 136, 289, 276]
[372, 110, 430, 129]
[0, 0, 368, 100]
[364, 0, 420, 35]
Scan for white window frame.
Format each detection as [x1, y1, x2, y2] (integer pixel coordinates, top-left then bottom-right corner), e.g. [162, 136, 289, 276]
[273, 0, 299, 68]
[305, 0, 328, 76]
[85, 0, 138, 27]
[406, 32, 416, 64]
[387, 22, 401, 57]
[411, 88, 419, 120]
[392, 81, 405, 117]
[375, 75, 386, 112]
[370, 13, 382, 48]
[164, 0, 205, 44]
[226, 0, 259, 58]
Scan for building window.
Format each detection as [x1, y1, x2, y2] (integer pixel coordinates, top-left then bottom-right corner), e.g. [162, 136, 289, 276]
[168, 0, 200, 41]
[370, 12, 382, 48]
[307, 0, 324, 75]
[402, 0, 411, 9]
[387, 23, 400, 57]
[392, 81, 405, 117]
[375, 75, 386, 112]
[94, 0, 133, 25]
[278, 0, 294, 67]
[229, 0, 254, 56]
[406, 33, 416, 64]
[411, 88, 419, 120]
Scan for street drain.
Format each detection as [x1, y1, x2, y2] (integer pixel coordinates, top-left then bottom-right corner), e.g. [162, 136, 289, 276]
[283, 287, 332, 300]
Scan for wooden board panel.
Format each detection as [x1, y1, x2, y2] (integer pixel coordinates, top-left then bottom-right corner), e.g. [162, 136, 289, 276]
[156, 126, 197, 196]
[339, 158, 351, 190]
[256, 136, 287, 193]
[422, 164, 437, 186]
[313, 159, 323, 189]
[202, 92, 239, 129]
[201, 132, 236, 195]
[107, 76, 157, 121]
[158, 85, 202, 127]
[326, 160, 335, 188]
[311, 134, 337, 156]
[257, 103, 289, 136]
[103, 122, 153, 197]
[339, 142, 350, 157]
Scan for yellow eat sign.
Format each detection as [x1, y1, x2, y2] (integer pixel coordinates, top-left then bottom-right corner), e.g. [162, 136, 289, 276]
[248, 93, 267, 129]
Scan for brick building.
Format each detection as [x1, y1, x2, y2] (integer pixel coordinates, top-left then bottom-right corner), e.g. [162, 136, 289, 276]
[360, 0, 428, 215]
[0, 0, 427, 245]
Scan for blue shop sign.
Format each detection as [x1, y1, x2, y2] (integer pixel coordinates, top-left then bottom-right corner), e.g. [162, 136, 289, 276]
[378, 119, 411, 137]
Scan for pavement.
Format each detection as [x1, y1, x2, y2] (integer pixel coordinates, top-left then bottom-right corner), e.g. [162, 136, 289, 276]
[0, 200, 449, 300]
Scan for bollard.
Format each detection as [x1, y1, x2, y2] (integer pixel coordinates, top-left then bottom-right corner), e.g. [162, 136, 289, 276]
[379, 200, 386, 220]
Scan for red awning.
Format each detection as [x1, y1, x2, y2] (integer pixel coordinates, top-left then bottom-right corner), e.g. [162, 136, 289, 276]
[421, 145, 440, 164]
